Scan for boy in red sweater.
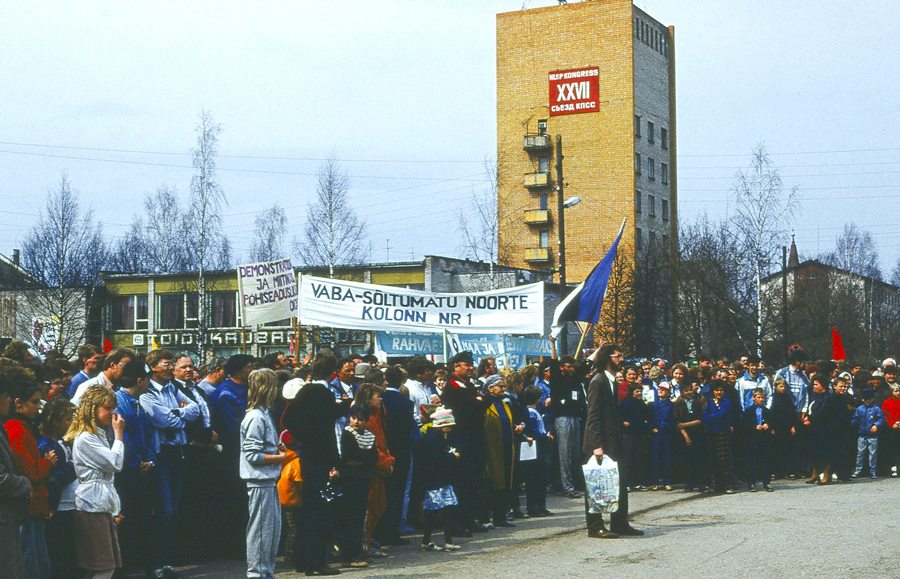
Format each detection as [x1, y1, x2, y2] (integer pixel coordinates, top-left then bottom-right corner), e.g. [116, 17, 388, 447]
[881, 383, 900, 478]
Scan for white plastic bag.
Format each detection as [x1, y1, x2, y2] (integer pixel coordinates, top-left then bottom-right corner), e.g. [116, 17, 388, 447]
[582, 455, 619, 514]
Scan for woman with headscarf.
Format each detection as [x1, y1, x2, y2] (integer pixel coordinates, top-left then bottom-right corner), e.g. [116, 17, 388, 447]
[483, 375, 516, 528]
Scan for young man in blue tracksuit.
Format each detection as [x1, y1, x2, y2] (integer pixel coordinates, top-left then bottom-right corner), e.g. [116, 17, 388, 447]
[649, 384, 676, 490]
[851, 388, 886, 479]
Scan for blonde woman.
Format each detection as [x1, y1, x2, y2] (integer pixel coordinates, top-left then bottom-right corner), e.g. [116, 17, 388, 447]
[66, 385, 125, 579]
[240, 368, 289, 579]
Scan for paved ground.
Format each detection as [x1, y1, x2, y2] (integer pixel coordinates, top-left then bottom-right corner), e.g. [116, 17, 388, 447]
[165, 477, 900, 578]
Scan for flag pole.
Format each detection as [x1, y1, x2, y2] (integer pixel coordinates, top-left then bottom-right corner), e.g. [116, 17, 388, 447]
[573, 323, 593, 360]
[442, 328, 448, 363]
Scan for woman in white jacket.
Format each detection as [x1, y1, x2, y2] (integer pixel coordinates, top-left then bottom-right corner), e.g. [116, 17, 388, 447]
[66, 385, 125, 579]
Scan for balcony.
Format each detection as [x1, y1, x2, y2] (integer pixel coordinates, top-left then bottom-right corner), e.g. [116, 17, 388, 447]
[524, 171, 551, 189]
[523, 209, 550, 225]
[524, 247, 550, 263]
[523, 133, 552, 152]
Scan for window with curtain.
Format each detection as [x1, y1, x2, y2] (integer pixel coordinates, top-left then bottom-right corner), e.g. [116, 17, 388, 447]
[158, 294, 184, 329]
[211, 292, 237, 328]
[110, 296, 135, 330]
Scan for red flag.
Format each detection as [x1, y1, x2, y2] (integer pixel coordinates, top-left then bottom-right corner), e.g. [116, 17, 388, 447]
[831, 327, 846, 361]
[102, 338, 113, 354]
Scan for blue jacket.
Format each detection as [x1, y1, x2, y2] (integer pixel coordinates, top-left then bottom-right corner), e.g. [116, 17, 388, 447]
[851, 404, 886, 438]
[619, 397, 650, 435]
[210, 379, 249, 453]
[115, 389, 159, 469]
[702, 397, 734, 434]
[524, 407, 548, 440]
[650, 398, 676, 432]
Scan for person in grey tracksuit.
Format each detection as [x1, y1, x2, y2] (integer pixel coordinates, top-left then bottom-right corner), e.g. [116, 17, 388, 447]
[240, 369, 289, 579]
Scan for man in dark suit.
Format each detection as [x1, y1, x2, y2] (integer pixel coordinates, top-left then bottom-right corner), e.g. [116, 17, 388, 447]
[378, 364, 416, 545]
[582, 344, 644, 538]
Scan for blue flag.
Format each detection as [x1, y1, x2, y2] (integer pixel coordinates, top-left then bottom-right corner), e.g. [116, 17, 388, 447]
[550, 219, 626, 338]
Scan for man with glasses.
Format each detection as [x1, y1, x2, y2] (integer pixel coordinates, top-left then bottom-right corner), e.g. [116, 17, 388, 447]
[140, 348, 200, 579]
[583, 344, 644, 538]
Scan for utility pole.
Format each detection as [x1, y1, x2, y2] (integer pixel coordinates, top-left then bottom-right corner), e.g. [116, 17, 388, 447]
[556, 134, 568, 355]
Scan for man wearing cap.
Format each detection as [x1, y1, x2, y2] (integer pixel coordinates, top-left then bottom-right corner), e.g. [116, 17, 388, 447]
[583, 344, 643, 538]
[440, 351, 489, 533]
[548, 336, 588, 499]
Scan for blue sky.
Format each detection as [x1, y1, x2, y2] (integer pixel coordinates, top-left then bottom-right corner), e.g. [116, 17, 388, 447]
[1, 0, 897, 275]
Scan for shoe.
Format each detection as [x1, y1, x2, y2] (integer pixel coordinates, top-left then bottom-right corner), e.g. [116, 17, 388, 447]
[420, 542, 441, 552]
[161, 566, 180, 579]
[306, 568, 341, 576]
[587, 528, 620, 539]
[698, 486, 708, 493]
[443, 543, 462, 552]
[611, 525, 645, 537]
[871, 474, 878, 480]
[850, 472, 860, 479]
[724, 488, 736, 494]
[805, 478, 817, 484]
[150, 570, 166, 579]
[563, 491, 582, 499]
[748, 484, 757, 492]
[366, 548, 388, 559]
[511, 509, 526, 519]
[664, 485, 673, 491]
[764, 485, 773, 492]
[349, 561, 368, 568]
[649, 485, 659, 491]
[495, 521, 515, 528]
[633, 485, 645, 491]
[481, 522, 495, 530]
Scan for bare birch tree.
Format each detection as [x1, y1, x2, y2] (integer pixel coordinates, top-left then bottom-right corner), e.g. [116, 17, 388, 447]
[20, 174, 108, 356]
[109, 216, 148, 274]
[823, 223, 881, 279]
[733, 144, 798, 356]
[188, 110, 227, 354]
[251, 204, 287, 262]
[295, 156, 367, 275]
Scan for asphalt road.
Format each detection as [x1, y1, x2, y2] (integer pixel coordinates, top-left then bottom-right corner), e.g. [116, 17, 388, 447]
[167, 477, 900, 578]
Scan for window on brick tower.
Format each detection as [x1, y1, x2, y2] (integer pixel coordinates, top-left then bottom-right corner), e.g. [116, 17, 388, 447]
[538, 156, 550, 173]
[661, 127, 668, 149]
[634, 114, 641, 137]
[650, 231, 657, 246]
[662, 199, 669, 221]
[635, 152, 641, 175]
[648, 158, 655, 180]
[539, 193, 548, 211]
[649, 195, 656, 217]
[662, 163, 669, 185]
[636, 227, 643, 251]
[539, 230, 549, 248]
[648, 121, 655, 144]
[635, 190, 642, 214]
[537, 119, 547, 135]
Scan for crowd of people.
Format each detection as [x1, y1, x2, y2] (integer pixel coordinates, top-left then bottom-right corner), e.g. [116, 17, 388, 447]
[0, 337, 898, 578]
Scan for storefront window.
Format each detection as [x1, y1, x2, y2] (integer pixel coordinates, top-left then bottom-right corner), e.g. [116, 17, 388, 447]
[158, 294, 184, 329]
[211, 292, 237, 328]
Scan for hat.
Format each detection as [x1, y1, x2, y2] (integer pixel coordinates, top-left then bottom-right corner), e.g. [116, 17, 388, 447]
[861, 388, 875, 400]
[354, 362, 371, 379]
[431, 406, 456, 428]
[282, 378, 305, 400]
[657, 383, 670, 392]
[838, 371, 852, 381]
[449, 351, 474, 366]
[482, 374, 503, 389]
[882, 358, 897, 369]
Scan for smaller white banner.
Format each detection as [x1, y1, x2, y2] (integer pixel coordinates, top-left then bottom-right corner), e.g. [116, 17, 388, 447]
[237, 258, 298, 326]
[298, 275, 544, 335]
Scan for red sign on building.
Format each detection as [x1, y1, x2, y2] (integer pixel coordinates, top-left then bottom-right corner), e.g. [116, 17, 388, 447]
[548, 67, 600, 116]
